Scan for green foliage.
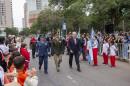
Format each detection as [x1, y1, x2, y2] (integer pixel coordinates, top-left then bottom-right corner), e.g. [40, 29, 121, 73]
[4, 27, 19, 36]
[32, 0, 130, 33]
[19, 28, 30, 36]
[30, 8, 63, 34]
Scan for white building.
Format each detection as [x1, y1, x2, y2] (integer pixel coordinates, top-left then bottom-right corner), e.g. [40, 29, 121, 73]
[0, 0, 13, 30]
[24, 0, 48, 28]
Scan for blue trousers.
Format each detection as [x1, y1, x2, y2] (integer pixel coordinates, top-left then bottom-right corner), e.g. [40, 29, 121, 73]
[39, 55, 48, 71]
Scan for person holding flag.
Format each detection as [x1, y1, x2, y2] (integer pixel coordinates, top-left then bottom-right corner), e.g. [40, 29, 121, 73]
[90, 28, 99, 66]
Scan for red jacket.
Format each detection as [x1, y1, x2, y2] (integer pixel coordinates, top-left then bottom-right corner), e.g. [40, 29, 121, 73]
[30, 37, 36, 45]
[20, 48, 30, 61]
[20, 48, 30, 70]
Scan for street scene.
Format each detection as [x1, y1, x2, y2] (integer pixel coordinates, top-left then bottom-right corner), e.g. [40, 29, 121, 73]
[0, 0, 130, 86]
[23, 37, 130, 86]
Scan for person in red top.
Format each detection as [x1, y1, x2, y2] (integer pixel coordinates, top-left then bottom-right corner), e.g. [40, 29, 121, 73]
[30, 36, 36, 58]
[20, 43, 30, 70]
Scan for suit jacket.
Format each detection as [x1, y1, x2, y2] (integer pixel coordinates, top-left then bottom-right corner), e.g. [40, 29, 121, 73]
[69, 38, 80, 53]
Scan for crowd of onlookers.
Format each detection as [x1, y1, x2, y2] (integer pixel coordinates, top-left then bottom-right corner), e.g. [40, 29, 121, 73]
[0, 35, 38, 86]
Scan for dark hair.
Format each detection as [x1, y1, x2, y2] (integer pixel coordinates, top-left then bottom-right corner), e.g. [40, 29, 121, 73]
[0, 37, 5, 44]
[8, 51, 21, 69]
[0, 52, 7, 72]
[13, 56, 25, 70]
[21, 43, 27, 48]
[104, 38, 108, 42]
[111, 41, 115, 45]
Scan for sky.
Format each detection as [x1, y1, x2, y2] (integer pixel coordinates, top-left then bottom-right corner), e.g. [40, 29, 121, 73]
[12, 0, 26, 28]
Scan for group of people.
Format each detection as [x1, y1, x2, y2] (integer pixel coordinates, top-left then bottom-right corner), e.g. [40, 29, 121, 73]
[30, 31, 130, 75]
[0, 36, 38, 86]
[66, 31, 130, 69]
[0, 31, 129, 86]
[30, 34, 66, 73]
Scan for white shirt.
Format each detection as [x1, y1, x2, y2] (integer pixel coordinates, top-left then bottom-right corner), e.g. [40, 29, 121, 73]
[0, 44, 9, 54]
[102, 43, 109, 54]
[110, 45, 117, 56]
[93, 40, 98, 48]
[0, 66, 4, 85]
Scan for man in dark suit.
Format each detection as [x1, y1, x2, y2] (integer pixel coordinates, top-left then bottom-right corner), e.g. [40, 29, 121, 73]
[69, 32, 81, 72]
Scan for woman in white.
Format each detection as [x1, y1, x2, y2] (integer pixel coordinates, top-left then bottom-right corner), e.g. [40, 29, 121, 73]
[109, 41, 117, 67]
[92, 36, 98, 66]
[102, 39, 109, 65]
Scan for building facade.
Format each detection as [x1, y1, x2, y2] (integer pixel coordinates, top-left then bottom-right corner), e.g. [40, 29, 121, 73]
[24, 0, 48, 28]
[0, 0, 13, 30]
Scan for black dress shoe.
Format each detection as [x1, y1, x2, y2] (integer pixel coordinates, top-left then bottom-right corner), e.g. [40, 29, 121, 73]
[69, 66, 73, 69]
[57, 69, 60, 72]
[77, 69, 81, 72]
[44, 71, 48, 74]
[39, 66, 41, 70]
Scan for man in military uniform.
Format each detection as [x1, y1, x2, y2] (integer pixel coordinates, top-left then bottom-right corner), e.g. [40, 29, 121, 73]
[37, 36, 49, 74]
[52, 35, 65, 72]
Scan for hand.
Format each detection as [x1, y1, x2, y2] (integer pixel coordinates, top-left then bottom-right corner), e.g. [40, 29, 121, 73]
[30, 68, 37, 76]
[70, 50, 73, 53]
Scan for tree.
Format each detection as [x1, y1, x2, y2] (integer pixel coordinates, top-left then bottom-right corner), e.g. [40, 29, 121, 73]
[19, 28, 30, 36]
[49, 0, 130, 32]
[4, 27, 19, 36]
[31, 8, 63, 34]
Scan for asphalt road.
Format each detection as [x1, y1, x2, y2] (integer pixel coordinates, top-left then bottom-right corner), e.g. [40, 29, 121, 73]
[25, 38, 130, 86]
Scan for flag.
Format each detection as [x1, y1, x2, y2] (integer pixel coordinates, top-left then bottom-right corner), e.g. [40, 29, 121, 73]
[77, 27, 81, 38]
[91, 28, 95, 39]
[88, 28, 95, 62]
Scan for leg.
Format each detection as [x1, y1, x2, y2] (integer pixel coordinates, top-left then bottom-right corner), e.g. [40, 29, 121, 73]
[113, 56, 116, 67]
[69, 53, 73, 68]
[43, 55, 48, 73]
[32, 44, 36, 58]
[105, 54, 108, 64]
[93, 48, 98, 66]
[32, 48, 36, 58]
[58, 55, 62, 67]
[74, 52, 81, 72]
[83, 47, 87, 61]
[67, 47, 70, 55]
[54, 54, 59, 72]
[103, 53, 106, 64]
[111, 56, 116, 67]
[83, 51, 86, 61]
[39, 56, 44, 70]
